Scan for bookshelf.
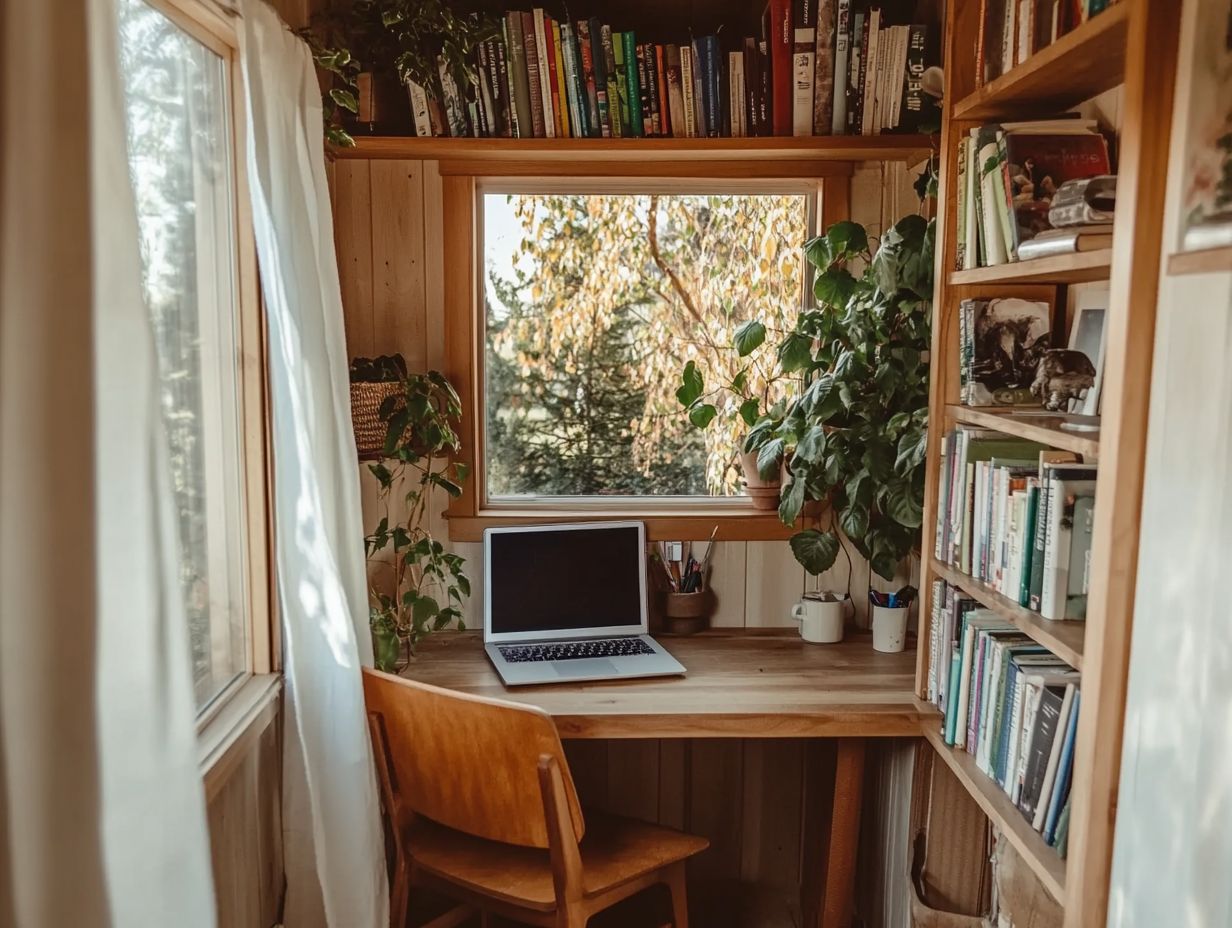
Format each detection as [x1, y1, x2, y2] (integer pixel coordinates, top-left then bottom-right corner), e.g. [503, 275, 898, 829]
[918, 1, 1181, 925]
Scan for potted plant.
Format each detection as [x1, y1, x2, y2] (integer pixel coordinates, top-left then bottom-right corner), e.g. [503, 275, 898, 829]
[674, 322, 796, 510]
[769, 214, 934, 585]
[365, 369, 471, 671]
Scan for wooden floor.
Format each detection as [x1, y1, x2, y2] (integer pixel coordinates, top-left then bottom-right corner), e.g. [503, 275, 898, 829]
[401, 630, 925, 739]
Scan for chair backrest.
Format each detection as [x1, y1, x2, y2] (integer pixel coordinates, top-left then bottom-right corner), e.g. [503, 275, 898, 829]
[362, 668, 585, 849]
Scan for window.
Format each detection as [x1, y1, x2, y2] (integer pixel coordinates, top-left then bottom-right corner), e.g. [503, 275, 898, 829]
[483, 187, 815, 502]
[118, 0, 266, 714]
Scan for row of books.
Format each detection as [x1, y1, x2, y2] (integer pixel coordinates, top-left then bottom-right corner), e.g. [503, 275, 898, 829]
[978, 0, 1120, 87]
[954, 118, 1111, 269]
[406, 3, 935, 140]
[935, 427, 1096, 622]
[927, 580, 1079, 857]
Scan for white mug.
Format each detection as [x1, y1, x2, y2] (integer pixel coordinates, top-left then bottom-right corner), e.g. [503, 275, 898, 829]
[871, 604, 909, 653]
[790, 593, 852, 644]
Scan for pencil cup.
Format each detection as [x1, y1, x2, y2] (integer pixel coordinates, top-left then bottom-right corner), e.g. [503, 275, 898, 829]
[871, 605, 909, 653]
[662, 591, 714, 636]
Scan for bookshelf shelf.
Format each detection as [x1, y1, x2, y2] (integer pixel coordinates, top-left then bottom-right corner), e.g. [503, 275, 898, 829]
[945, 405, 1101, 457]
[952, 3, 1130, 121]
[922, 725, 1068, 904]
[1167, 245, 1232, 276]
[332, 134, 935, 165]
[949, 249, 1113, 286]
[930, 559, 1085, 670]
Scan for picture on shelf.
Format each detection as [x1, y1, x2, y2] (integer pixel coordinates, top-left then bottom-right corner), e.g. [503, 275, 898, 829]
[1066, 290, 1109, 416]
[1176, 0, 1232, 252]
[961, 297, 1052, 406]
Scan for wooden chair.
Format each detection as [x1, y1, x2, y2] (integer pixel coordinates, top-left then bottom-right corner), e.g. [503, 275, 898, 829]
[362, 668, 709, 928]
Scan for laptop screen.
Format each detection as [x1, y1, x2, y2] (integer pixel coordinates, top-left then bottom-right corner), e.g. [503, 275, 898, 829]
[485, 523, 646, 640]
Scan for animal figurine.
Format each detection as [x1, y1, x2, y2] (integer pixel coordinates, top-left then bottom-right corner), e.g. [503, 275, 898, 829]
[1031, 349, 1096, 411]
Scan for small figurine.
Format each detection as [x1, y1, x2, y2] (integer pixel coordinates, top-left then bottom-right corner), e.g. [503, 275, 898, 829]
[1031, 349, 1096, 412]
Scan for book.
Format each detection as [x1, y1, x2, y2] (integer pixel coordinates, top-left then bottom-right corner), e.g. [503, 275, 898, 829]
[474, 41, 495, 137]
[613, 32, 632, 136]
[568, 25, 591, 137]
[656, 45, 671, 137]
[848, 11, 866, 134]
[1040, 475, 1097, 620]
[589, 19, 611, 137]
[813, 0, 837, 134]
[792, 0, 816, 135]
[532, 11, 555, 137]
[1016, 229, 1114, 259]
[1018, 682, 1066, 821]
[899, 25, 930, 132]
[407, 80, 432, 137]
[577, 20, 601, 137]
[1004, 127, 1112, 245]
[680, 45, 697, 138]
[1066, 494, 1095, 618]
[551, 21, 569, 136]
[691, 37, 706, 135]
[977, 129, 1009, 265]
[698, 35, 723, 137]
[729, 51, 746, 137]
[1048, 175, 1117, 226]
[521, 12, 546, 137]
[769, 0, 793, 134]
[436, 55, 468, 138]
[560, 23, 586, 138]
[600, 25, 621, 137]
[830, 0, 852, 134]
[962, 297, 1051, 406]
[635, 43, 653, 135]
[1032, 682, 1076, 831]
[1043, 687, 1080, 842]
[860, 10, 881, 135]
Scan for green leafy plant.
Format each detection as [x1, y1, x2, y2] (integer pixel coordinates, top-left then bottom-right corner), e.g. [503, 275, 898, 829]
[381, 0, 497, 90]
[364, 365, 471, 670]
[774, 215, 935, 581]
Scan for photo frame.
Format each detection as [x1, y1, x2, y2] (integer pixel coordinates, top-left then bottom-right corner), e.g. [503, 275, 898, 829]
[1175, 0, 1232, 253]
[1068, 289, 1109, 417]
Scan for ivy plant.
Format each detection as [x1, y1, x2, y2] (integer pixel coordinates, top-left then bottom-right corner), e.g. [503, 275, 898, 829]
[364, 364, 471, 670]
[773, 215, 934, 581]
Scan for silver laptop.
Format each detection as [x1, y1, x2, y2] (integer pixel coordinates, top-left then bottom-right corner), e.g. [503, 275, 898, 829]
[483, 521, 686, 686]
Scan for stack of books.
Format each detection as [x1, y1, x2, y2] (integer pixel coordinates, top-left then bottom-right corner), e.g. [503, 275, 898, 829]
[955, 118, 1111, 270]
[926, 582, 1080, 858]
[934, 427, 1096, 622]
[405, 3, 936, 140]
[977, 0, 1121, 85]
[1017, 173, 1118, 259]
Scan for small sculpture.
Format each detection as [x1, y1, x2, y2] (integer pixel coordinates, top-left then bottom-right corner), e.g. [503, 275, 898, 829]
[1031, 349, 1096, 412]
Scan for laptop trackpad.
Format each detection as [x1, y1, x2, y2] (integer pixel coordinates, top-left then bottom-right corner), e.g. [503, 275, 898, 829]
[553, 658, 618, 678]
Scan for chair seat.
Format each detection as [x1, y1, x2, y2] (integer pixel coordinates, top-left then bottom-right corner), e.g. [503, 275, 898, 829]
[407, 811, 710, 912]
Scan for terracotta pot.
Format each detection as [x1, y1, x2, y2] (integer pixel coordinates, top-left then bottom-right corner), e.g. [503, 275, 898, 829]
[740, 449, 782, 509]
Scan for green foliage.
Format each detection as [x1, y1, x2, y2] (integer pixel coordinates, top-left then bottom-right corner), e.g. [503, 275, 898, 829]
[363, 364, 470, 669]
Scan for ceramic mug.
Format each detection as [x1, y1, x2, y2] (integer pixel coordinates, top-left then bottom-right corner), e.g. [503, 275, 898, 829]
[790, 593, 852, 644]
[871, 604, 909, 653]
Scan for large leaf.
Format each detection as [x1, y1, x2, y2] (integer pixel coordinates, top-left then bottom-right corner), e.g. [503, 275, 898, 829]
[689, 403, 718, 429]
[896, 426, 929, 475]
[733, 319, 767, 357]
[676, 360, 703, 407]
[840, 502, 870, 540]
[794, 425, 827, 463]
[790, 529, 840, 575]
[827, 220, 869, 258]
[881, 479, 924, 528]
[814, 267, 857, 308]
[739, 398, 761, 428]
[778, 475, 806, 526]
[756, 438, 785, 480]
[777, 333, 814, 373]
[412, 595, 440, 628]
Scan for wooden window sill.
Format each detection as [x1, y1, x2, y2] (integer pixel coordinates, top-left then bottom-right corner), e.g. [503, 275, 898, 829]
[199, 673, 281, 801]
[446, 507, 811, 542]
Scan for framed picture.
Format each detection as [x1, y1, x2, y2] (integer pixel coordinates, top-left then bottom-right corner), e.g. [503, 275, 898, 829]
[1068, 289, 1109, 416]
[1176, 0, 1232, 253]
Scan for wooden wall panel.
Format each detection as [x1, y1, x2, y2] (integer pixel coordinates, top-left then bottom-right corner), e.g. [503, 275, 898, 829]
[369, 160, 427, 372]
[333, 160, 374, 359]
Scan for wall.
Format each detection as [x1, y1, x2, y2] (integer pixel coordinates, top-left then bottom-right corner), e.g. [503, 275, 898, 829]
[1107, 2, 1232, 921]
[329, 155, 923, 926]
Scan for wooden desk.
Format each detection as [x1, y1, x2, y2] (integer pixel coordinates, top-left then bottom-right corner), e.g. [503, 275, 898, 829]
[401, 631, 926, 928]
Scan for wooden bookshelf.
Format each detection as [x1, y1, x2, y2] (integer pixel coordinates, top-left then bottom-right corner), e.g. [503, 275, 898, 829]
[945, 405, 1101, 457]
[953, 2, 1131, 120]
[1167, 245, 1232, 276]
[919, 0, 1180, 924]
[949, 249, 1113, 286]
[930, 559, 1086, 670]
[922, 726, 1069, 904]
[331, 134, 936, 165]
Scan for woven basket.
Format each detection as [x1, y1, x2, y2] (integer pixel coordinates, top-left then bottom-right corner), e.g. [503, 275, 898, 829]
[350, 380, 402, 459]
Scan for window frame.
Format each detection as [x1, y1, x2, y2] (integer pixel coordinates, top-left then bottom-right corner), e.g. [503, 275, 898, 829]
[126, 0, 277, 750]
[443, 164, 855, 542]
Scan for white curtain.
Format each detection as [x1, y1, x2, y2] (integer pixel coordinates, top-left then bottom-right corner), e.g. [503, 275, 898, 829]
[237, 3, 389, 926]
[1, 0, 216, 925]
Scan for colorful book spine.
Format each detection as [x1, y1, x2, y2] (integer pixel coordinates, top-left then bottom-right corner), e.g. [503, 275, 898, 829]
[407, 80, 432, 137]
[702, 35, 722, 137]
[601, 25, 621, 137]
[612, 32, 631, 135]
[665, 45, 686, 138]
[830, 0, 851, 134]
[813, 0, 837, 134]
[521, 12, 546, 137]
[728, 51, 745, 137]
[577, 19, 601, 137]
[792, 0, 816, 135]
[550, 21, 569, 136]
[636, 43, 655, 135]
[621, 31, 644, 136]
[679, 45, 696, 138]
[560, 23, 585, 138]
[532, 10, 555, 137]
[769, 0, 793, 134]
[848, 11, 866, 134]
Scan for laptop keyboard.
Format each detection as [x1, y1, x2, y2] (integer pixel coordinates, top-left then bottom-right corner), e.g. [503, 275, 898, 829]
[498, 638, 655, 663]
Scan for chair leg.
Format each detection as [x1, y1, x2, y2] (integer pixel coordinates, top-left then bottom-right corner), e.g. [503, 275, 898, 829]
[665, 862, 689, 928]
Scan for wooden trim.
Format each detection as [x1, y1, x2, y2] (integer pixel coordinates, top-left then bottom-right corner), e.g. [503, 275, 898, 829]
[944, 405, 1101, 457]
[819, 739, 865, 928]
[949, 249, 1113, 286]
[1064, 2, 1181, 924]
[921, 726, 1066, 904]
[952, 2, 1130, 120]
[143, 0, 236, 57]
[1167, 245, 1232, 276]
[199, 674, 281, 802]
[447, 509, 803, 542]
[333, 135, 935, 164]
[441, 159, 855, 179]
[442, 175, 480, 520]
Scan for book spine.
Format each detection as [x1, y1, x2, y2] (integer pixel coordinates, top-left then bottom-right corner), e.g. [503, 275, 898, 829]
[488, 38, 510, 138]
[655, 45, 671, 136]
[436, 56, 468, 138]
[612, 32, 630, 135]
[890, 25, 908, 129]
[728, 51, 743, 137]
[407, 80, 432, 137]
[635, 43, 653, 135]
[704, 36, 723, 138]
[622, 32, 644, 136]
[769, 0, 793, 134]
[849, 13, 867, 133]
[644, 44, 662, 135]
[666, 45, 686, 138]
[680, 46, 697, 138]
[830, 0, 850, 134]
[533, 11, 555, 137]
[506, 14, 531, 137]
[955, 137, 969, 270]
[474, 42, 494, 137]
[569, 25, 592, 137]
[860, 11, 880, 135]
[1033, 685, 1075, 831]
[901, 25, 928, 132]
[602, 25, 621, 137]
[551, 22, 570, 136]
[813, 0, 837, 134]
[560, 24, 584, 138]
[792, 0, 816, 135]
[521, 12, 546, 137]
[587, 18, 610, 137]
[577, 20, 601, 137]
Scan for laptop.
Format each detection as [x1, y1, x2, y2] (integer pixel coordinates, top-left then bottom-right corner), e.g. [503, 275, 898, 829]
[483, 521, 686, 686]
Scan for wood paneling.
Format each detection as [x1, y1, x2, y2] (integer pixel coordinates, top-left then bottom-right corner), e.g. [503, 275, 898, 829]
[333, 160, 375, 358]
[370, 160, 427, 371]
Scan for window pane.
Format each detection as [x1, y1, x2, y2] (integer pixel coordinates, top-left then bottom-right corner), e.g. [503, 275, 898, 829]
[118, 0, 249, 711]
[484, 192, 810, 498]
